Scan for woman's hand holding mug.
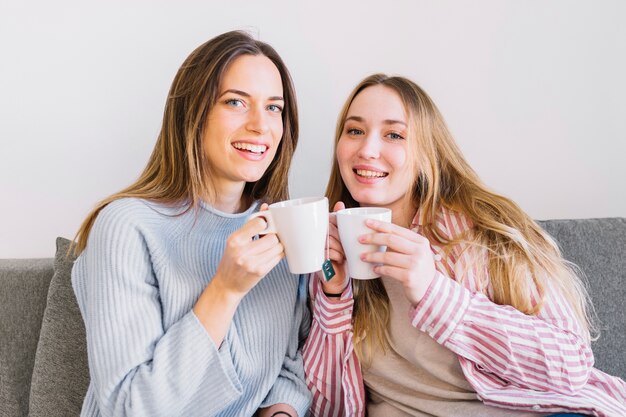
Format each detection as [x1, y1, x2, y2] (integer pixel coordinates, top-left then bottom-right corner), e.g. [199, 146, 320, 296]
[212, 203, 285, 298]
[320, 201, 350, 296]
[359, 220, 436, 306]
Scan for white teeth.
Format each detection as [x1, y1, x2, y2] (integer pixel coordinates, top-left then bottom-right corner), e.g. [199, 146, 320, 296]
[356, 169, 387, 178]
[233, 142, 267, 153]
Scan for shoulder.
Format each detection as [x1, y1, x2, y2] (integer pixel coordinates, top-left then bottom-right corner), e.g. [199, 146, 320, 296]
[94, 198, 183, 230]
[97, 197, 162, 218]
[87, 198, 184, 252]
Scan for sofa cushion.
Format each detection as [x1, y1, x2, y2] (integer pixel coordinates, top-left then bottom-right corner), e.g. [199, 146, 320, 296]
[0, 258, 53, 417]
[539, 217, 626, 380]
[28, 237, 89, 416]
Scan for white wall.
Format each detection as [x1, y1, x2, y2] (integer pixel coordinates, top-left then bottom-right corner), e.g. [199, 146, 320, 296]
[1, 0, 625, 258]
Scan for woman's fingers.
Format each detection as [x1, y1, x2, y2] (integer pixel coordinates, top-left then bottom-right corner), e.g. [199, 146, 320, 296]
[372, 264, 407, 281]
[361, 250, 413, 269]
[250, 232, 282, 254]
[364, 219, 421, 243]
[328, 201, 345, 228]
[235, 216, 270, 241]
[253, 243, 285, 273]
[360, 233, 416, 255]
[232, 235, 284, 277]
[333, 201, 346, 212]
[328, 214, 345, 262]
[328, 248, 345, 263]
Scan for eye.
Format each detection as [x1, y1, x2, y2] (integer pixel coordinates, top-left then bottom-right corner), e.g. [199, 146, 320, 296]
[267, 104, 283, 113]
[346, 127, 364, 136]
[225, 98, 245, 107]
[386, 132, 405, 140]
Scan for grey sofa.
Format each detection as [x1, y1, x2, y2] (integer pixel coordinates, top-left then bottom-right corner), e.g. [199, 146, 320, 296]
[1, 219, 625, 417]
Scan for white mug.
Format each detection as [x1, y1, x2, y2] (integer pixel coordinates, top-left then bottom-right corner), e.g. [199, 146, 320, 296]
[248, 197, 329, 274]
[336, 207, 392, 280]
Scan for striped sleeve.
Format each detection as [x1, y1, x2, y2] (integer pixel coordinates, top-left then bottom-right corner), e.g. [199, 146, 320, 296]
[303, 276, 365, 417]
[411, 272, 594, 394]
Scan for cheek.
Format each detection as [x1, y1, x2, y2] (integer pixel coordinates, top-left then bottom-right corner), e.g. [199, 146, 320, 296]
[390, 146, 410, 174]
[271, 117, 284, 138]
[336, 138, 352, 167]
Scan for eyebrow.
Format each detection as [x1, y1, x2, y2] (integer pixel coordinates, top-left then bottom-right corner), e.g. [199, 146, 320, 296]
[218, 89, 284, 101]
[344, 115, 406, 126]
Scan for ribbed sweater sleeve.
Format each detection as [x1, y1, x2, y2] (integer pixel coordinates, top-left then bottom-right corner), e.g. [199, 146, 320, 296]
[260, 275, 312, 416]
[72, 202, 242, 416]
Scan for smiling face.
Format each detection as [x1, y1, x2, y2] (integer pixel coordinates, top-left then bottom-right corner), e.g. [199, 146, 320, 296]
[202, 54, 284, 202]
[337, 85, 417, 217]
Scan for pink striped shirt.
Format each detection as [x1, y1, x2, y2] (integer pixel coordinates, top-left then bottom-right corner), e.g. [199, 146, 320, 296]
[303, 207, 626, 417]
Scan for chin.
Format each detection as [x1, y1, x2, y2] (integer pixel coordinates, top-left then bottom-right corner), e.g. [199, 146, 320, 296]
[349, 191, 385, 207]
[241, 171, 268, 183]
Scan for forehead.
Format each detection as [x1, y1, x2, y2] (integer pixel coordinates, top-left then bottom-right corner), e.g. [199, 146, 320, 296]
[347, 85, 406, 122]
[220, 54, 283, 95]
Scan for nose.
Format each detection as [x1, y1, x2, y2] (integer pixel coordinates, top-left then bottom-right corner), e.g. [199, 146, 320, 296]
[246, 105, 269, 134]
[357, 133, 380, 159]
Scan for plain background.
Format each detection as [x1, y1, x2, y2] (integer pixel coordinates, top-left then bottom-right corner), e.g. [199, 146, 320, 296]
[1, 0, 625, 258]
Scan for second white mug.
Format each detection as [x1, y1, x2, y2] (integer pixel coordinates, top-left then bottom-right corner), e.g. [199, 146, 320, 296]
[336, 207, 392, 280]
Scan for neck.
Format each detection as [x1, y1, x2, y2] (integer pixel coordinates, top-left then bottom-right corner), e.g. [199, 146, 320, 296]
[390, 199, 418, 229]
[204, 182, 247, 214]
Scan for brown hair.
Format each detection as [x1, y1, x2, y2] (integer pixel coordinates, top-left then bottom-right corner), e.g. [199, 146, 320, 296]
[327, 74, 595, 364]
[74, 30, 298, 253]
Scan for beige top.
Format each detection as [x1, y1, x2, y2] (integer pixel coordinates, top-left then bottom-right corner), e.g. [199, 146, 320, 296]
[363, 277, 548, 417]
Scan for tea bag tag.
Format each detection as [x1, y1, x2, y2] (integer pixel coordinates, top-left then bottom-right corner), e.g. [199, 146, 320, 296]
[322, 259, 335, 281]
[322, 223, 336, 281]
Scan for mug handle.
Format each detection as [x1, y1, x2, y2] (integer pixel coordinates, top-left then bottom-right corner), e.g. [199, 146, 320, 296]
[248, 210, 277, 234]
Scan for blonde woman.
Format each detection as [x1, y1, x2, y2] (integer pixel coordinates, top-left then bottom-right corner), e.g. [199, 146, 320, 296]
[303, 74, 625, 417]
[71, 31, 311, 417]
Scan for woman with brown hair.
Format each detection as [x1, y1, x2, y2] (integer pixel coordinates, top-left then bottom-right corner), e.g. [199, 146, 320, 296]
[71, 31, 311, 417]
[303, 74, 625, 416]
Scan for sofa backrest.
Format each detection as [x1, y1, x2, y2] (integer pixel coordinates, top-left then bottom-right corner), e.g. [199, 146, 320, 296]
[538, 217, 626, 379]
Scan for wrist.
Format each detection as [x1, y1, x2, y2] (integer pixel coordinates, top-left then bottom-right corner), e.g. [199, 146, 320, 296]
[208, 274, 245, 304]
[195, 277, 243, 319]
[321, 281, 348, 297]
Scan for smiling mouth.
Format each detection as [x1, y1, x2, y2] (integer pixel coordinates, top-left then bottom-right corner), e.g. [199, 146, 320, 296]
[354, 169, 388, 178]
[232, 142, 268, 155]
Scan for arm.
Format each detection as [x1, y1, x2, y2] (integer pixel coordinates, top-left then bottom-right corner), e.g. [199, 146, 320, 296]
[302, 201, 366, 416]
[411, 262, 594, 395]
[258, 274, 313, 416]
[72, 208, 242, 417]
[363, 212, 593, 395]
[303, 276, 365, 417]
[72, 203, 283, 417]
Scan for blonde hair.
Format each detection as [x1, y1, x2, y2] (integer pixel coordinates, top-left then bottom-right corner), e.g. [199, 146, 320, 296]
[326, 74, 596, 365]
[74, 31, 298, 253]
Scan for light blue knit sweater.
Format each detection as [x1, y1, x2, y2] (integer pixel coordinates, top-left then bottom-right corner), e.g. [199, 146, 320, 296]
[71, 198, 312, 417]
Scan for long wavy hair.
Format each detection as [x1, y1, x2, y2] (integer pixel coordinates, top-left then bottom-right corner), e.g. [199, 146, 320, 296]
[326, 74, 596, 365]
[74, 30, 298, 253]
